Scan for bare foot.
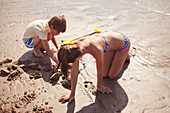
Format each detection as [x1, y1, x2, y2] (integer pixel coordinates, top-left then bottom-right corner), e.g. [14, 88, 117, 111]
[33, 49, 44, 57]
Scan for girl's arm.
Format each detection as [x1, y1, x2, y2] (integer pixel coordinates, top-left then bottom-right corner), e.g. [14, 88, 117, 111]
[59, 59, 79, 103]
[95, 52, 104, 88]
[70, 59, 79, 100]
[94, 51, 112, 94]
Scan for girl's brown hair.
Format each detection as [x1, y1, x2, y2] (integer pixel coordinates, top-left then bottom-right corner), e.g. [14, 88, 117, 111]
[58, 44, 82, 78]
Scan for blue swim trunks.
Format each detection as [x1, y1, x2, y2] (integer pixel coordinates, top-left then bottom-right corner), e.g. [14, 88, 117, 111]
[24, 38, 34, 48]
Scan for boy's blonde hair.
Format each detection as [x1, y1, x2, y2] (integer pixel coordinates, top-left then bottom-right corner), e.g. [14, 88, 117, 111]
[49, 15, 66, 33]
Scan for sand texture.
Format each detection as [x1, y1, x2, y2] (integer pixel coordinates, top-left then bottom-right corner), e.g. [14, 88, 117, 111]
[0, 0, 170, 113]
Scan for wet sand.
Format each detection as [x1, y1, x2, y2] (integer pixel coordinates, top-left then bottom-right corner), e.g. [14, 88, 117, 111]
[0, 0, 170, 113]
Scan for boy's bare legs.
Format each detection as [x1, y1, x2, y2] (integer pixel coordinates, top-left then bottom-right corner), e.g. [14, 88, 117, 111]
[108, 43, 130, 79]
[33, 37, 44, 57]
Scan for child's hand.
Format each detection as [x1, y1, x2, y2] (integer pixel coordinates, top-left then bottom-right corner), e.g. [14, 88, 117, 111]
[97, 85, 112, 94]
[59, 94, 74, 104]
[50, 47, 54, 51]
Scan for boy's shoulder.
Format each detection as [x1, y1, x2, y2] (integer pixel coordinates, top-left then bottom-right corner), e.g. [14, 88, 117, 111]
[26, 19, 49, 32]
[29, 19, 49, 26]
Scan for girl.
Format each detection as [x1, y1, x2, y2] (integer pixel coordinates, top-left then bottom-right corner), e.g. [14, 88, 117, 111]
[58, 32, 130, 103]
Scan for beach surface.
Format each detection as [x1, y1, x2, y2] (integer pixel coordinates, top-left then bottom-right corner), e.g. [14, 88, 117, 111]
[0, 0, 170, 113]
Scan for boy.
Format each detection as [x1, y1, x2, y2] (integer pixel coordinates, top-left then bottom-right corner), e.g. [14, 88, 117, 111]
[23, 15, 66, 64]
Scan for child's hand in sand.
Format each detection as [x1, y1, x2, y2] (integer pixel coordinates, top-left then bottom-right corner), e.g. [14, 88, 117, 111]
[50, 47, 54, 51]
[59, 95, 74, 104]
[97, 85, 112, 94]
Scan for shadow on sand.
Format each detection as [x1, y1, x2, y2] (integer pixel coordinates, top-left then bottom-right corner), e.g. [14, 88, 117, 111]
[17, 50, 57, 83]
[18, 51, 129, 113]
[67, 62, 130, 113]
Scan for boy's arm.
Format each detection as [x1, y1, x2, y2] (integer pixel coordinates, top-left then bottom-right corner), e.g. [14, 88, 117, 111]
[41, 40, 59, 64]
[51, 36, 60, 51]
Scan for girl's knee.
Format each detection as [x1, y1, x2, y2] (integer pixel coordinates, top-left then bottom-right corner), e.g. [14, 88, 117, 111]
[103, 74, 108, 78]
[126, 54, 130, 62]
[108, 73, 118, 79]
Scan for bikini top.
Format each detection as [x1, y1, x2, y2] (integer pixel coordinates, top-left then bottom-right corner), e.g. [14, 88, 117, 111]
[79, 44, 92, 55]
[79, 35, 109, 55]
[95, 35, 109, 53]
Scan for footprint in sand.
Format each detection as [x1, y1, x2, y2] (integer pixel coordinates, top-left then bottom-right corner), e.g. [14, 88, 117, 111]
[33, 106, 52, 113]
[0, 62, 24, 81]
[22, 91, 36, 104]
[0, 58, 12, 66]
[129, 46, 137, 57]
[29, 71, 42, 80]
[84, 81, 97, 95]
[9, 91, 37, 111]
[0, 68, 10, 77]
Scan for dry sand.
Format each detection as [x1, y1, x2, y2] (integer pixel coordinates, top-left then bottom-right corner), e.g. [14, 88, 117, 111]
[0, 0, 170, 113]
